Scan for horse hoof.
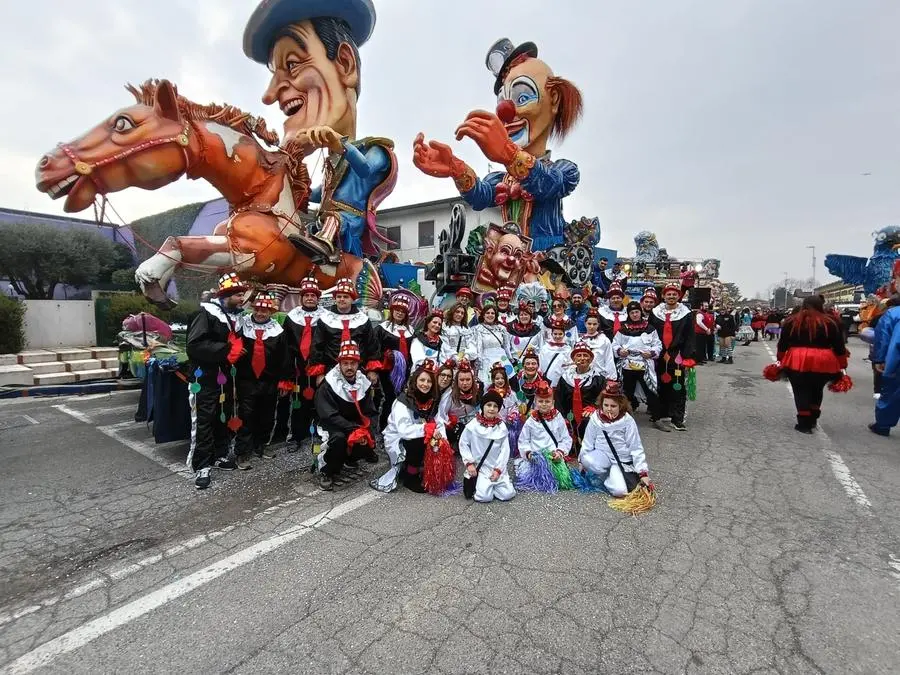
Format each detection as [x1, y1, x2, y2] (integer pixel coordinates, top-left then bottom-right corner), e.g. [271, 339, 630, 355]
[142, 283, 177, 310]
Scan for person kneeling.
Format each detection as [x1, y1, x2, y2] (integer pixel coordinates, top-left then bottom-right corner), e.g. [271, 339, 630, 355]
[372, 360, 445, 493]
[579, 384, 652, 497]
[459, 391, 516, 503]
[314, 341, 378, 490]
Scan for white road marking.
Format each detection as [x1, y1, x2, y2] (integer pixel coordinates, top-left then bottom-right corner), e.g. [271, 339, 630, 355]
[2, 490, 383, 675]
[52, 404, 92, 424]
[889, 555, 900, 587]
[761, 343, 872, 510]
[0, 489, 322, 629]
[53, 405, 186, 476]
[95, 422, 189, 477]
[19, 414, 38, 425]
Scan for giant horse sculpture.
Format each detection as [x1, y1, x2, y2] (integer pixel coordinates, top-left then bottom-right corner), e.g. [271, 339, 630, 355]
[34, 79, 381, 308]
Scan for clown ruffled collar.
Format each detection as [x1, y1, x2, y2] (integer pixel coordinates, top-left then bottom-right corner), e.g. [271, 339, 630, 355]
[475, 412, 502, 427]
[530, 408, 559, 421]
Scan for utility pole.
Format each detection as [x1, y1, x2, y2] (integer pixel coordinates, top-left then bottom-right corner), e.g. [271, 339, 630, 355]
[807, 245, 816, 289]
[783, 271, 789, 309]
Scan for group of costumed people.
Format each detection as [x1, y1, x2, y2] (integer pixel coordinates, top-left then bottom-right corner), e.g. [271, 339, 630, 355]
[184, 271, 706, 514]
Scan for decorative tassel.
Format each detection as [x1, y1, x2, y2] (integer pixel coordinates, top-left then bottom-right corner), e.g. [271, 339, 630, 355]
[514, 452, 558, 493]
[437, 481, 463, 497]
[545, 451, 574, 490]
[571, 469, 607, 493]
[686, 367, 697, 401]
[423, 439, 455, 495]
[762, 362, 784, 382]
[506, 412, 523, 456]
[828, 373, 853, 393]
[607, 485, 656, 514]
[390, 349, 407, 393]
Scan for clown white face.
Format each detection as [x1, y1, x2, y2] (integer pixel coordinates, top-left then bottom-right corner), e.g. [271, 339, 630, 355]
[496, 57, 556, 155]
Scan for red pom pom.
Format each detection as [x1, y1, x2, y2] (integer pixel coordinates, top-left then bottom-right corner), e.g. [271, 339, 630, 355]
[226, 416, 243, 432]
[828, 373, 853, 393]
[682, 359, 696, 369]
[302, 386, 315, 400]
[423, 437, 456, 495]
[763, 363, 784, 382]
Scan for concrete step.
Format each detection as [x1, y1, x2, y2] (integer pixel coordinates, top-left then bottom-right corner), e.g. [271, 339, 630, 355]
[101, 358, 119, 369]
[91, 347, 119, 359]
[0, 354, 17, 366]
[65, 359, 102, 372]
[57, 349, 92, 361]
[18, 350, 58, 365]
[74, 368, 118, 382]
[34, 372, 76, 385]
[0, 364, 35, 386]
[29, 361, 68, 374]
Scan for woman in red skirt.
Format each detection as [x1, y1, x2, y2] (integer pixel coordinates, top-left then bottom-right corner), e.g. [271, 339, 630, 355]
[777, 296, 848, 433]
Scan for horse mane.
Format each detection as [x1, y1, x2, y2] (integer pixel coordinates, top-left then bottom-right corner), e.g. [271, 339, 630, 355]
[127, 79, 311, 212]
[126, 79, 281, 147]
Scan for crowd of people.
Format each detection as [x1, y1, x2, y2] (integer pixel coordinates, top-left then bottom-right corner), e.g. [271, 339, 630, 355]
[184, 273, 711, 498]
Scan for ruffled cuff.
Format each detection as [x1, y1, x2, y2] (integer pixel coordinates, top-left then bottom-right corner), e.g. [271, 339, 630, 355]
[363, 360, 382, 372]
[682, 358, 696, 369]
[277, 380, 294, 393]
[227, 333, 243, 364]
[306, 363, 326, 377]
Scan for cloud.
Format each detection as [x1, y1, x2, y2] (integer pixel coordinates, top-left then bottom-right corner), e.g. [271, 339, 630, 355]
[1, 0, 897, 297]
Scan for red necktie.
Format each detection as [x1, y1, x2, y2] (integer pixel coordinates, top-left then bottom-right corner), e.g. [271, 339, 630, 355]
[572, 377, 584, 426]
[252, 328, 266, 378]
[341, 319, 351, 342]
[398, 328, 408, 359]
[662, 313, 673, 350]
[299, 316, 313, 360]
[613, 312, 621, 335]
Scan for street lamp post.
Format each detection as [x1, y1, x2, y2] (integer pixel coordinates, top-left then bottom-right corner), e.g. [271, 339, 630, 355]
[807, 245, 816, 289]
[783, 272, 789, 309]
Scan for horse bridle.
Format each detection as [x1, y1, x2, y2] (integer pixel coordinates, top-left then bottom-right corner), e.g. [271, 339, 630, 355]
[57, 121, 193, 194]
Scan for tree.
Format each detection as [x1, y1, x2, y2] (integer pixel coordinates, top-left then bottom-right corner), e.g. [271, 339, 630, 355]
[721, 282, 741, 301]
[0, 223, 117, 299]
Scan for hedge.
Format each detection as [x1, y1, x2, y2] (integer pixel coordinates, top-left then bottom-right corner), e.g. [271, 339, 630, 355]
[0, 296, 26, 354]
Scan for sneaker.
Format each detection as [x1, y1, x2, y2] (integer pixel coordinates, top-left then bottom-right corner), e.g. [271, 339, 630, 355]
[793, 424, 813, 435]
[342, 463, 363, 478]
[318, 473, 334, 491]
[670, 422, 687, 431]
[195, 468, 211, 489]
[236, 454, 253, 470]
[868, 423, 890, 437]
[873, 393, 881, 400]
[652, 419, 672, 432]
[257, 447, 276, 459]
[362, 449, 379, 464]
[726, 357, 734, 364]
[213, 457, 237, 471]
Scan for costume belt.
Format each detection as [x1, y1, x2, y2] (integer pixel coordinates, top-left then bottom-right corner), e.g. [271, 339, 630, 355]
[323, 199, 365, 218]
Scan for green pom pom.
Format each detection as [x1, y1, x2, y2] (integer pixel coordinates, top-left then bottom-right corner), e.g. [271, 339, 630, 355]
[686, 367, 697, 401]
[219, 412, 226, 423]
[567, 412, 574, 422]
[189, 382, 201, 394]
[230, 365, 237, 376]
[292, 399, 302, 409]
[673, 382, 682, 391]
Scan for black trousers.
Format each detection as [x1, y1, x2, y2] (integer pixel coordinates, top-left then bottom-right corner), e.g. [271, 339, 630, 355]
[378, 370, 398, 432]
[321, 428, 370, 476]
[657, 380, 687, 425]
[272, 392, 317, 446]
[234, 379, 278, 456]
[189, 379, 234, 471]
[622, 369, 660, 419]
[873, 366, 883, 395]
[705, 334, 715, 362]
[787, 372, 832, 429]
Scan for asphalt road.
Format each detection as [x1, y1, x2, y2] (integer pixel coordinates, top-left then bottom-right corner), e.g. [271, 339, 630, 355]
[1, 337, 898, 674]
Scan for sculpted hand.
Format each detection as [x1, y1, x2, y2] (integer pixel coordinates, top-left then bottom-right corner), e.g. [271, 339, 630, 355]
[454, 110, 518, 164]
[296, 126, 344, 153]
[413, 133, 460, 178]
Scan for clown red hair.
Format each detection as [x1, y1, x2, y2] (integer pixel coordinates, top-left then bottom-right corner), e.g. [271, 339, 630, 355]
[547, 77, 583, 141]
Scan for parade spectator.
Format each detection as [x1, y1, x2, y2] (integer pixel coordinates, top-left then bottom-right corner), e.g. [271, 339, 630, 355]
[777, 296, 848, 434]
[694, 302, 715, 364]
[869, 296, 900, 435]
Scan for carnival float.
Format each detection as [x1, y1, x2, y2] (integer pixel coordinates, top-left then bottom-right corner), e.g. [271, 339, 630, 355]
[33, 0, 722, 317]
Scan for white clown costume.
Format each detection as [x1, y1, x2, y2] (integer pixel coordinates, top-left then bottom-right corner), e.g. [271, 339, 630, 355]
[459, 395, 516, 503]
[580, 408, 648, 497]
[466, 321, 514, 387]
[514, 382, 572, 480]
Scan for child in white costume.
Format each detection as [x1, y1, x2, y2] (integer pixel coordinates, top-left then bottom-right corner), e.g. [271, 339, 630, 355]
[515, 381, 572, 479]
[579, 384, 653, 497]
[578, 308, 617, 381]
[459, 391, 516, 503]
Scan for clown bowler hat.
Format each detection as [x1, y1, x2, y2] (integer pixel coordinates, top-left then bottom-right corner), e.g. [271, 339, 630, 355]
[485, 38, 538, 95]
[243, 0, 377, 64]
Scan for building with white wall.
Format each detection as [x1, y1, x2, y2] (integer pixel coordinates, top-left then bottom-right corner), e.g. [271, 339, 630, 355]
[375, 197, 502, 264]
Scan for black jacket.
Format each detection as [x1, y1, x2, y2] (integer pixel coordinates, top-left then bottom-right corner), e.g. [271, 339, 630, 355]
[186, 301, 242, 386]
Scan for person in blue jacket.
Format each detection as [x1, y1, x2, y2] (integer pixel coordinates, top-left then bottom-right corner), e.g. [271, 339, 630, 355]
[869, 297, 900, 435]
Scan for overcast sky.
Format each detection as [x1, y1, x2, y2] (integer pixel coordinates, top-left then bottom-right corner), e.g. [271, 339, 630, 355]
[2, 0, 897, 297]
